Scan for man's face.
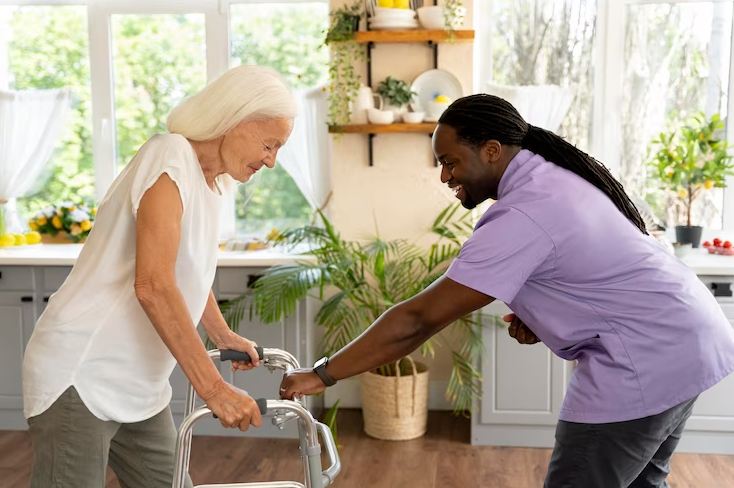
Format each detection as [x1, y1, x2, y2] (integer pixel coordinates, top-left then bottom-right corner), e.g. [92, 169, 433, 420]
[432, 124, 505, 209]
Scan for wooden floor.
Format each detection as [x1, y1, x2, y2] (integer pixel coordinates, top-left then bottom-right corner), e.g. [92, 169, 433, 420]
[2, 410, 734, 487]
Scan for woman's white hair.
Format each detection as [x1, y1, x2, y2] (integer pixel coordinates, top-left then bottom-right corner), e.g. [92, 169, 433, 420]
[166, 65, 298, 141]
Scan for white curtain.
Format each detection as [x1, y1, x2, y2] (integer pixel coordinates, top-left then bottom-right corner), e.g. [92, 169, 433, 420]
[0, 89, 72, 232]
[485, 82, 575, 133]
[277, 86, 332, 212]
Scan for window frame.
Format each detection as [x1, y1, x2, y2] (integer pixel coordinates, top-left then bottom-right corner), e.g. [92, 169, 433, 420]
[477, 0, 734, 231]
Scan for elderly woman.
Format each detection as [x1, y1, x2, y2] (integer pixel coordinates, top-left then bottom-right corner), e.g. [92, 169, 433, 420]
[22, 65, 296, 488]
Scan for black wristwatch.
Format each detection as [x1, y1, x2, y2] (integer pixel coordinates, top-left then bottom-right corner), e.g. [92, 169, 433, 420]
[313, 357, 337, 387]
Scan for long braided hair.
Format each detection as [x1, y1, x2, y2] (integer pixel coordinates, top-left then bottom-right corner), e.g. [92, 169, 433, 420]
[438, 94, 648, 235]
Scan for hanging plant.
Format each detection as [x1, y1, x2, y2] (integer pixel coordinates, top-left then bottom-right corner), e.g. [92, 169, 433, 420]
[442, 0, 465, 41]
[324, 0, 365, 127]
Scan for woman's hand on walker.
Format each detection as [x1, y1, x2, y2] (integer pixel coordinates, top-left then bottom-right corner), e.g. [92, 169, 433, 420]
[279, 369, 326, 400]
[203, 379, 262, 431]
[218, 332, 261, 371]
[504, 313, 541, 345]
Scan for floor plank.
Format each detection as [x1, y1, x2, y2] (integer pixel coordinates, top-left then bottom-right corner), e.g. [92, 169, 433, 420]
[2, 410, 734, 488]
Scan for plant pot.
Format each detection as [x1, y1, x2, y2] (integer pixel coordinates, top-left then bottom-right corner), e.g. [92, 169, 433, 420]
[349, 14, 360, 32]
[40, 231, 85, 244]
[359, 356, 429, 441]
[675, 225, 703, 248]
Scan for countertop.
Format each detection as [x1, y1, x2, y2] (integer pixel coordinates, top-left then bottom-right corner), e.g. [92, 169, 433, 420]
[0, 244, 733, 275]
[0, 244, 313, 267]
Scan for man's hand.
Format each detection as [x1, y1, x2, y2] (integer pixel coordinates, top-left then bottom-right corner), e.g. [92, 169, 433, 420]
[203, 379, 262, 431]
[279, 369, 327, 400]
[217, 332, 261, 372]
[504, 313, 541, 345]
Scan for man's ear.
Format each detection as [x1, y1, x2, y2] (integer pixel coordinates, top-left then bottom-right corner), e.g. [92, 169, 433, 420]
[481, 140, 502, 164]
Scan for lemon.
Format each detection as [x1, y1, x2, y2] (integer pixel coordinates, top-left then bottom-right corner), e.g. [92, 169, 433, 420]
[14, 233, 26, 246]
[435, 94, 451, 103]
[25, 231, 41, 245]
[0, 234, 15, 247]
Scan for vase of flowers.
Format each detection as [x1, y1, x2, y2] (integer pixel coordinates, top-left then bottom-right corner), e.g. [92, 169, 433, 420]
[28, 201, 96, 244]
[648, 112, 734, 247]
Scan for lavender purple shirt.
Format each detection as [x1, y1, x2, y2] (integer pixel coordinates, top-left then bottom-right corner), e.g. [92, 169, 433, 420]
[446, 149, 734, 423]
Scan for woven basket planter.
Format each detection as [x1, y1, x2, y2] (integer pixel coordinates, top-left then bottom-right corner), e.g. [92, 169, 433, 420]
[359, 356, 429, 441]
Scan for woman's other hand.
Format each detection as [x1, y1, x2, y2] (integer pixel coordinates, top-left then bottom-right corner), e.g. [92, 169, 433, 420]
[203, 379, 262, 431]
[218, 332, 261, 371]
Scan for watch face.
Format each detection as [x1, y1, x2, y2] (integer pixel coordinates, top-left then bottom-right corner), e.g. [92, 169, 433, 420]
[315, 357, 327, 368]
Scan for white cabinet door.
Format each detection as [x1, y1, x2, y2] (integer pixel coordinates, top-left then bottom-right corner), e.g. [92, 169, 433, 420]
[0, 291, 37, 429]
[677, 298, 734, 454]
[471, 301, 572, 448]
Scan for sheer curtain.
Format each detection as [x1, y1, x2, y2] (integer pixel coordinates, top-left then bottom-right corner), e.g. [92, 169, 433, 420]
[485, 82, 575, 133]
[277, 86, 332, 212]
[0, 89, 72, 233]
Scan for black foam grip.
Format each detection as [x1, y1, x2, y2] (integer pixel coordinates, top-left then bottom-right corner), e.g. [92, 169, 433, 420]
[220, 346, 264, 362]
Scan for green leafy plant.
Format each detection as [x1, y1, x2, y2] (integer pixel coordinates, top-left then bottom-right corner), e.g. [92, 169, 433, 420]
[324, 0, 366, 126]
[647, 112, 734, 227]
[242, 204, 489, 417]
[442, 0, 466, 40]
[376, 76, 417, 109]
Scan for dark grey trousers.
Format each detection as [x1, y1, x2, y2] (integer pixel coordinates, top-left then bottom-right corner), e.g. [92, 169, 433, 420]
[544, 395, 698, 488]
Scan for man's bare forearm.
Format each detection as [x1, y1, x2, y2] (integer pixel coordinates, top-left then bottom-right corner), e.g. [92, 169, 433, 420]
[326, 303, 431, 381]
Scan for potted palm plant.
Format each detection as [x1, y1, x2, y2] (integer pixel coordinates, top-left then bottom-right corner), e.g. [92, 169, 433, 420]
[239, 204, 488, 440]
[647, 112, 734, 247]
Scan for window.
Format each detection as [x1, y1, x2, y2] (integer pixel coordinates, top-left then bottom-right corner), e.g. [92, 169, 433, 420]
[229, 2, 329, 236]
[111, 13, 207, 171]
[619, 1, 732, 230]
[3, 5, 92, 221]
[490, 0, 597, 151]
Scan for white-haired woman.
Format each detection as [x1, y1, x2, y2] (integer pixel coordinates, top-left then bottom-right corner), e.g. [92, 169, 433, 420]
[22, 65, 296, 488]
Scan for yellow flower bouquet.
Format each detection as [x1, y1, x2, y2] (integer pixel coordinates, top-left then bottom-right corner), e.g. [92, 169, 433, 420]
[28, 202, 96, 244]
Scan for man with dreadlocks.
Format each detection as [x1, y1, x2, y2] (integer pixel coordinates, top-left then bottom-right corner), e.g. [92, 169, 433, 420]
[278, 94, 734, 487]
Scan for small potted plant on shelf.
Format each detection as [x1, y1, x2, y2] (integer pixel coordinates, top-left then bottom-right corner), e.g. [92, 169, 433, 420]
[28, 201, 96, 244]
[325, 0, 366, 127]
[376, 76, 417, 122]
[647, 112, 734, 248]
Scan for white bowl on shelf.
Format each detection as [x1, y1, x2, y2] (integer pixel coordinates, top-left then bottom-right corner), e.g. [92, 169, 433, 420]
[416, 5, 465, 30]
[368, 108, 395, 125]
[402, 111, 425, 124]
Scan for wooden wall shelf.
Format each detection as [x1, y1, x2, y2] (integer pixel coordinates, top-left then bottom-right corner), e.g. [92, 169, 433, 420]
[353, 30, 474, 44]
[328, 123, 437, 134]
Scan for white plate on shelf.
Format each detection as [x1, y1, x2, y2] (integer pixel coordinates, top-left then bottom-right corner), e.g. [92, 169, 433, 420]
[368, 21, 418, 30]
[410, 69, 463, 112]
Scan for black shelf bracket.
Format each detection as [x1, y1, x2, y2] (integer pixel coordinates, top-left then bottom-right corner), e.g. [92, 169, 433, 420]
[366, 42, 374, 88]
[428, 40, 438, 69]
[368, 133, 375, 167]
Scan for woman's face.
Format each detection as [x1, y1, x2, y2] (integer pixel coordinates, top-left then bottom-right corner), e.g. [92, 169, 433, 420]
[220, 117, 294, 182]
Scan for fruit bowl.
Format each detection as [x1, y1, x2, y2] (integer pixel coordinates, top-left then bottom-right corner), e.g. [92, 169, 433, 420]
[702, 238, 734, 256]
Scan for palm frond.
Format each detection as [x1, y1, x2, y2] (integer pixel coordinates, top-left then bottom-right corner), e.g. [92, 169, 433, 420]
[253, 262, 331, 323]
[446, 350, 483, 417]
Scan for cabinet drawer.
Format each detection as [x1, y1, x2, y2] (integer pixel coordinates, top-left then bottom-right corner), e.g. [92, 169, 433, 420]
[0, 266, 34, 291]
[43, 267, 73, 291]
[216, 268, 263, 295]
